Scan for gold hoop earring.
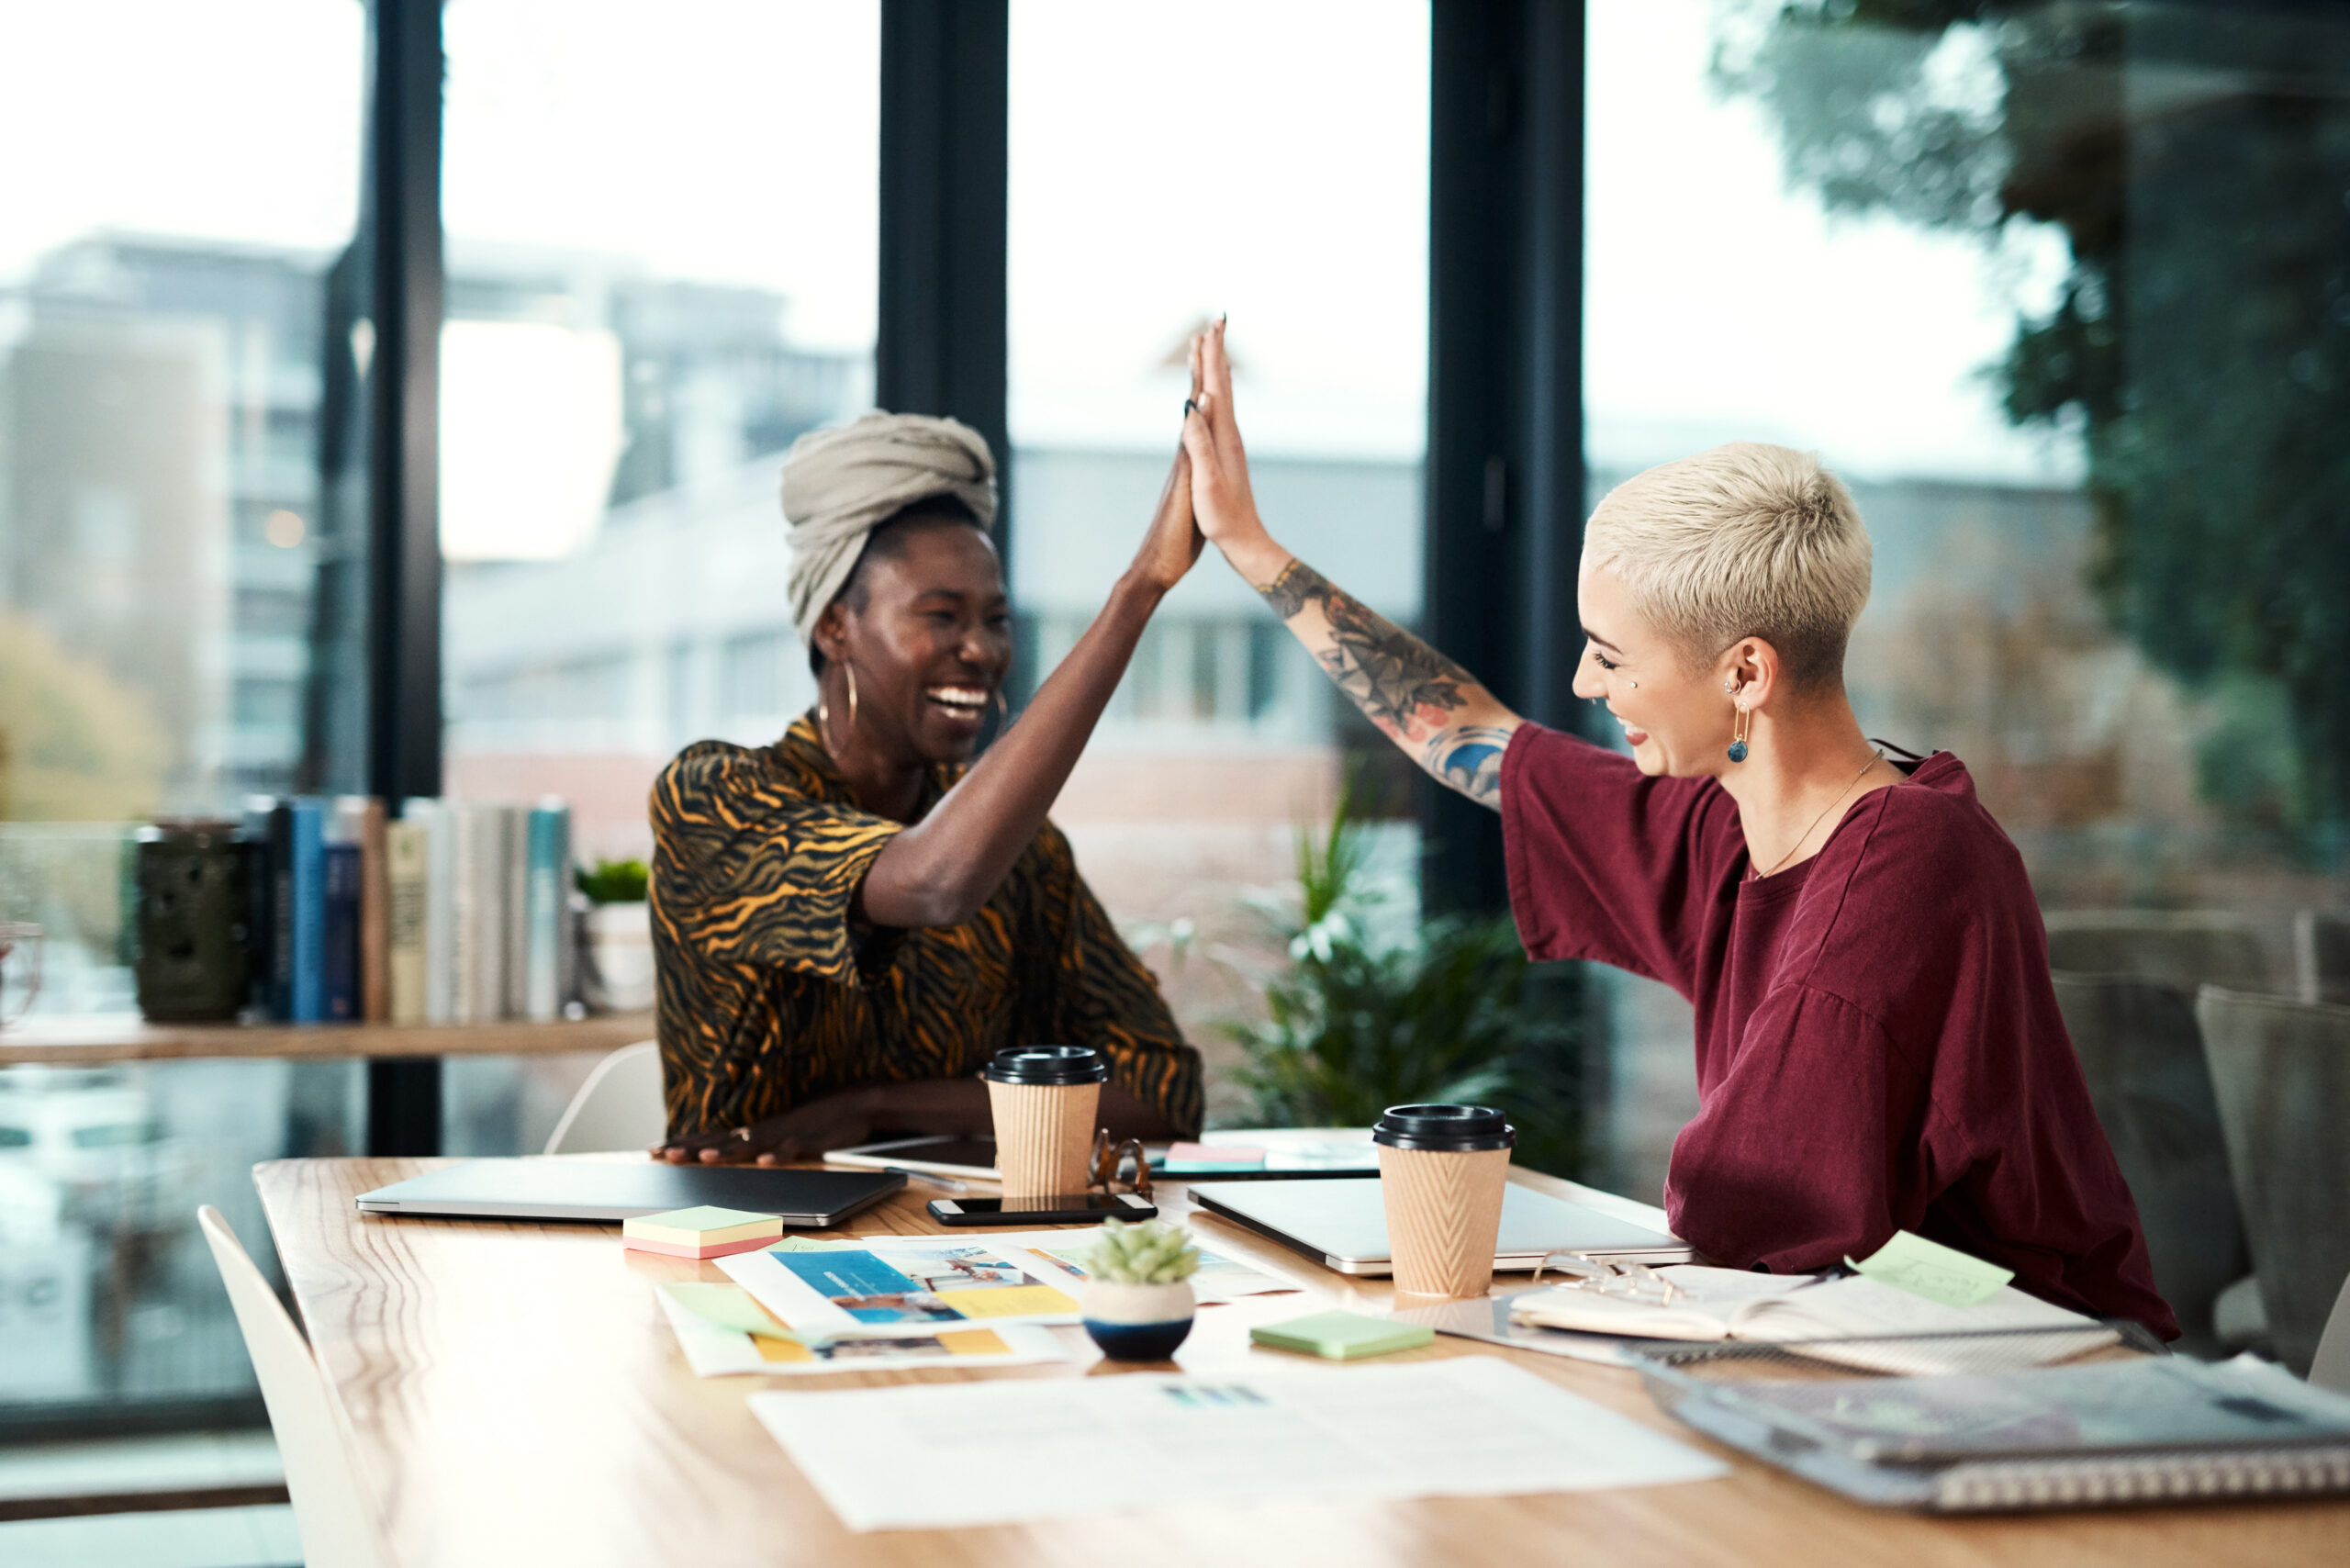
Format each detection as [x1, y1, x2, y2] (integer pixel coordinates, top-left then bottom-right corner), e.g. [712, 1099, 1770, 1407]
[845, 664, 859, 734]
[992, 688, 1008, 722]
[1728, 703, 1751, 764]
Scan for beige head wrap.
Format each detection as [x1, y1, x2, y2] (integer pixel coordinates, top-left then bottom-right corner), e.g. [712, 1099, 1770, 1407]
[780, 410, 998, 641]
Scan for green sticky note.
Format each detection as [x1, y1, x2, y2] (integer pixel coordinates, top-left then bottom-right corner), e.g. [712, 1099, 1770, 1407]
[1847, 1230, 2014, 1307]
[660, 1282, 809, 1342]
[1250, 1309, 1435, 1361]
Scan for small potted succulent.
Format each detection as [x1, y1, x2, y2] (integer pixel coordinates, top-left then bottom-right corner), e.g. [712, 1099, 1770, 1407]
[1078, 1217, 1200, 1361]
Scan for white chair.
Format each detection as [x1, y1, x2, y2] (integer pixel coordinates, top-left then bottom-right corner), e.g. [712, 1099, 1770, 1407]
[543, 1039, 666, 1154]
[2311, 1270, 2350, 1395]
[197, 1205, 390, 1568]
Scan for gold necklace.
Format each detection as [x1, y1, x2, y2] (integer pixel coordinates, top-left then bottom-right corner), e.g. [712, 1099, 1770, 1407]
[1753, 750, 1884, 879]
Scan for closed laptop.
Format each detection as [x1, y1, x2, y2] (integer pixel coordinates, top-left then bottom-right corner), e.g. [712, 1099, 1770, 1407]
[355, 1159, 904, 1227]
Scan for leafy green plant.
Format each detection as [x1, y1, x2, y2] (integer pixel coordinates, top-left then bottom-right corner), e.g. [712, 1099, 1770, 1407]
[1222, 762, 1582, 1176]
[1081, 1217, 1200, 1284]
[576, 857, 649, 904]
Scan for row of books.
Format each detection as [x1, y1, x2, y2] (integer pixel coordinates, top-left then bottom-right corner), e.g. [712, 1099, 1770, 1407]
[241, 796, 576, 1025]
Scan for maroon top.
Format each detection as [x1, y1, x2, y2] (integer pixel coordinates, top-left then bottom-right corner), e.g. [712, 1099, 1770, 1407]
[1500, 723, 2177, 1338]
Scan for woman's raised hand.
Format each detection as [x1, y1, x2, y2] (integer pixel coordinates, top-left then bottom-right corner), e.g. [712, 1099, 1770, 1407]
[1181, 321, 1282, 579]
[1125, 442, 1203, 595]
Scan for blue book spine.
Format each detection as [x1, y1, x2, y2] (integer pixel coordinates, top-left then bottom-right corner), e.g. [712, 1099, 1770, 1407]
[323, 842, 360, 1022]
[287, 799, 327, 1024]
[524, 801, 569, 1023]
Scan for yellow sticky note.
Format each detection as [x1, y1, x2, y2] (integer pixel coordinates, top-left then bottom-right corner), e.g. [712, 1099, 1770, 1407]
[1848, 1231, 2014, 1307]
[934, 1328, 1013, 1357]
[930, 1284, 1078, 1318]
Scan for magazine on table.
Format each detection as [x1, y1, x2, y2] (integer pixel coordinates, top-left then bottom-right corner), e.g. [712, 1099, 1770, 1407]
[1637, 1351, 2350, 1512]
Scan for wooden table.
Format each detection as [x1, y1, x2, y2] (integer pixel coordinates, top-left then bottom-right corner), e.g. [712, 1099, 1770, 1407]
[0, 1013, 654, 1065]
[255, 1158, 2350, 1567]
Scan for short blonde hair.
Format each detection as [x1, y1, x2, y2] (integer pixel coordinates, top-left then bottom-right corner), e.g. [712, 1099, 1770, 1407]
[1583, 442, 1871, 690]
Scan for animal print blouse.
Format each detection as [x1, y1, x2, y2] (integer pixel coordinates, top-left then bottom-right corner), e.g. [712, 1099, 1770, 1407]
[649, 716, 1203, 1140]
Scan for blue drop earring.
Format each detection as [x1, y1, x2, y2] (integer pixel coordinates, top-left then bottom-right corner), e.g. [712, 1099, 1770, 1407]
[1726, 681, 1751, 763]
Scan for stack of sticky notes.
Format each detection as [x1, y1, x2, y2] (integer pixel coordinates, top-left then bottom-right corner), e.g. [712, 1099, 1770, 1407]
[1249, 1309, 1435, 1361]
[621, 1205, 785, 1260]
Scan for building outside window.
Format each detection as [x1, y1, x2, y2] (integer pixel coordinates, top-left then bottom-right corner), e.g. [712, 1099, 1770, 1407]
[1586, 0, 2350, 1215]
[0, 0, 370, 1436]
[1008, 0, 1433, 1122]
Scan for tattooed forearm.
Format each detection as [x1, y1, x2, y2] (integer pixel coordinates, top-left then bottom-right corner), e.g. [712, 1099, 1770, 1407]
[1252, 554, 1519, 808]
[1258, 558, 1326, 620]
[1427, 725, 1514, 809]
[1255, 560, 1480, 740]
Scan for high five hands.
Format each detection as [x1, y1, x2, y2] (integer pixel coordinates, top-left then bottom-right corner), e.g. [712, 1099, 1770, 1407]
[1180, 321, 1283, 584]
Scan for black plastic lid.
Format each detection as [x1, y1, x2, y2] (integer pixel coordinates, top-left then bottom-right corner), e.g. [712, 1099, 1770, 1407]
[1371, 1103, 1516, 1152]
[983, 1046, 1108, 1085]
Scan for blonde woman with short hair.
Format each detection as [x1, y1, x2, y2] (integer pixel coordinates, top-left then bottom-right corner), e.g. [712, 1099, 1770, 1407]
[1180, 324, 2175, 1338]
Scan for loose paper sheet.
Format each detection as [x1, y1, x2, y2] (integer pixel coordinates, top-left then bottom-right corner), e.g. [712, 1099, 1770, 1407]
[749, 1355, 1725, 1531]
[1847, 1230, 2014, 1307]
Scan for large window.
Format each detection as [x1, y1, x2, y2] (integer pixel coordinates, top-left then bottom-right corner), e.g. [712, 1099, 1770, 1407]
[1587, 0, 2350, 1212]
[434, 0, 880, 1150]
[0, 0, 368, 1431]
[1007, 1, 1432, 1122]
[436, 0, 878, 871]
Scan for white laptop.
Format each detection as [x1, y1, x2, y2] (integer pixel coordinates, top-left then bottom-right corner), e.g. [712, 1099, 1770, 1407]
[1188, 1177, 1691, 1276]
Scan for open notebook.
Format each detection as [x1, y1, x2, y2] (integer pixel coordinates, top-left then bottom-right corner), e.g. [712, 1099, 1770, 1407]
[1508, 1266, 2117, 1375]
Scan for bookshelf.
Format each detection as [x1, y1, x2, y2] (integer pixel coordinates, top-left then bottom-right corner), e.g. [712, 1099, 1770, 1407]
[0, 1013, 656, 1066]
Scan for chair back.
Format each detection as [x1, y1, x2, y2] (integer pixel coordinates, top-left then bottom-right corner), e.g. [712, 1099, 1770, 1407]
[543, 1039, 666, 1154]
[2312, 1270, 2350, 1395]
[2295, 911, 2350, 1006]
[2196, 985, 2350, 1377]
[197, 1205, 390, 1568]
[2043, 909, 2269, 993]
[2050, 971, 2246, 1352]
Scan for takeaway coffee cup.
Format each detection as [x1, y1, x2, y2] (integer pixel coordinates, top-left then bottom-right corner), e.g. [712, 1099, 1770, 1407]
[1373, 1103, 1516, 1298]
[985, 1046, 1109, 1198]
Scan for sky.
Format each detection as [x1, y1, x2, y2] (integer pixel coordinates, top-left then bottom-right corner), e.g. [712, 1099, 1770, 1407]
[1, 0, 2078, 492]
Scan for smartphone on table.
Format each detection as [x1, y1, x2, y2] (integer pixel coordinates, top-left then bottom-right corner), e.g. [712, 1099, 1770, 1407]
[927, 1193, 1158, 1226]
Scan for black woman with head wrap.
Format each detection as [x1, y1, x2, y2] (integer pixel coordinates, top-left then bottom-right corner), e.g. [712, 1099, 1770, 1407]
[650, 401, 1207, 1164]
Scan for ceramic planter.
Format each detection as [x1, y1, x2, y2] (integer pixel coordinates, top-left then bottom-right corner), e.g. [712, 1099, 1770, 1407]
[1080, 1278, 1195, 1361]
[586, 902, 655, 1013]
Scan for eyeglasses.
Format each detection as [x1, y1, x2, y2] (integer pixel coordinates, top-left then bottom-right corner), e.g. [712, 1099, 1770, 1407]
[1533, 1251, 1684, 1305]
[1090, 1129, 1153, 1201]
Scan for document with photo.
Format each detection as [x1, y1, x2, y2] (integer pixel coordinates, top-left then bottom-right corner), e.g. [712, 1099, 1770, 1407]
[721, 1237, 1082, 1336]
[997, 1228, 1300, 1302]
[655, 1287, 1072, 1377]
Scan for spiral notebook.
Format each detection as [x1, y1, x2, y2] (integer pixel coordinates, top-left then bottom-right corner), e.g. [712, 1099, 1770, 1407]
[1636, 1349, 2350, 1512]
